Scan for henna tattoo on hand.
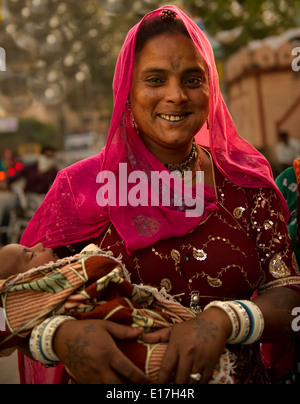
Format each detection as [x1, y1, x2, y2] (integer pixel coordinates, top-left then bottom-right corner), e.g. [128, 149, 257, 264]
[63, 334, 90, 371]
[84, 324, 96, 335]
[192, 318, 218, 344]
[62, 325, 96, 371]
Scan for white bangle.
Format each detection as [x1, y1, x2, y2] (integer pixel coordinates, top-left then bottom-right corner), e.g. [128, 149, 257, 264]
[204, 301, 240, 342]
[204, 300, 263, 345]
[236, 300, 264, 344]
[226, 301, 251, 344]
[30, 320, 52, 365]
[30, 316, 76, 365]
[42, 316, 76, 362]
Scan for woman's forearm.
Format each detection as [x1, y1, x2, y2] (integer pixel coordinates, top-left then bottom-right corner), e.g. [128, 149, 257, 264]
[253, 287, 300, 342]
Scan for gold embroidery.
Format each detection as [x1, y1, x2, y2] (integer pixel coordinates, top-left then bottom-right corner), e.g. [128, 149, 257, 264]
[263, 220, 274, 230]
[207, 276, 223, 288]
[215, 211, 239, 231]
[97, 224, 126, 256]
[219, 264, 258, 289]
[188, 271, 223, 290]
[269, 253, 291, 279]
[193, 249, 207, 262]
[103, 240, 125, 251]
[171, 250, 181, 266]
[98, 224, 112, 249]
[133, 254, 144, 284]
[161, 278, 173, 293]
[259, 276, 300, 293]
[151, 248, 182, 275]
[182, 235, 247, 259]
[187, 263, 256, 290]
[233, 207, 245, 219]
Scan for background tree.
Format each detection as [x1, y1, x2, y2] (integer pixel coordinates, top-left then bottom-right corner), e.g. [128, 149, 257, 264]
[1, 0, 299, 117]
[0, 0, 166, 114]
[183, 0, 300, 56]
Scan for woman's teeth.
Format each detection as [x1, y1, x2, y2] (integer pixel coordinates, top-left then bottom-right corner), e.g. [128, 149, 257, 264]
[160, 114, 187, 122]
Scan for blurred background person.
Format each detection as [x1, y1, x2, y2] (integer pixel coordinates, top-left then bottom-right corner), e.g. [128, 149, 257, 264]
[276, 131, 300, 174]
[0, 147, 17, 172]
[0, 148, 19, 189]
[0, 146, 58, 246]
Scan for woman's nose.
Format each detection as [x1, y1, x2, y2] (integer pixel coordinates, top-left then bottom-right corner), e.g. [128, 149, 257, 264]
[166, 80, 187, 104]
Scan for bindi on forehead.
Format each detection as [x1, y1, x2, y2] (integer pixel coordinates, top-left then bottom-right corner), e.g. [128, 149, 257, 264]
[171, 61, 181, 71]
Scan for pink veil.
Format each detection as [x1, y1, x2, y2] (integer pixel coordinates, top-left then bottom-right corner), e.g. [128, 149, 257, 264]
[18, 5, 289, 384]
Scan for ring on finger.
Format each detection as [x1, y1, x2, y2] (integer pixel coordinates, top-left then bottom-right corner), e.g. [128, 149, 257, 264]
[189, 373, 202, 382]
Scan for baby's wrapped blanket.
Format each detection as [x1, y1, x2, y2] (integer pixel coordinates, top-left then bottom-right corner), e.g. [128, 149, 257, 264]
[0, 248, 235, 383]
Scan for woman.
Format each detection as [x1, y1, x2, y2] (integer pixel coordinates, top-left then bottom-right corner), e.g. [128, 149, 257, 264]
[19, 6, 300, 384]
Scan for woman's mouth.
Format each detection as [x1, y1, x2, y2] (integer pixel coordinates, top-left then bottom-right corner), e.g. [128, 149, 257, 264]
[159, 114, 190, 122]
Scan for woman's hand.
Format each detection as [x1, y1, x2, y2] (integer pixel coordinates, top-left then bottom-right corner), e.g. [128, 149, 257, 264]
[142, 307, 232, 384]
[53, 319, 151, 384]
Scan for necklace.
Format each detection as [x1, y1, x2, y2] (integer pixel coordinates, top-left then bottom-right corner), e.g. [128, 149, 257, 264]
[166, 143, 203, 184]
[178, 147, 203, 184]
[164, 139, 198, 174]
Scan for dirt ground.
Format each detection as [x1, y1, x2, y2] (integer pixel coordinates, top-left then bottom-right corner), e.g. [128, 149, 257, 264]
[0, 351, 20, 384]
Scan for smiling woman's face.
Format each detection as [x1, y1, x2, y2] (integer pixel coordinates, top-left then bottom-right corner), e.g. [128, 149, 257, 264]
[130, 32, 210, 162]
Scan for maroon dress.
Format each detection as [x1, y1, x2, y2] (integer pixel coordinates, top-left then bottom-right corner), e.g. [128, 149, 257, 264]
[93, 166, 300, 309]
[45, 160, 300, 384]
[86, 164, 300, 383]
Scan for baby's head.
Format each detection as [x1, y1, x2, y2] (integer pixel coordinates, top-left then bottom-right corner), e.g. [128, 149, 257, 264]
[0, 243, 58, 280]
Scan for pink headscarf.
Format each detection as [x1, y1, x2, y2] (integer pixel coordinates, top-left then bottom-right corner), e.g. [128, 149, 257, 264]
[19, 4, 290, 385]
[21, 4, 288, 252]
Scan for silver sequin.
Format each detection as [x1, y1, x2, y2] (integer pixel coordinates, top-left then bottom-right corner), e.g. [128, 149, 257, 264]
[193, 249, 207, 261]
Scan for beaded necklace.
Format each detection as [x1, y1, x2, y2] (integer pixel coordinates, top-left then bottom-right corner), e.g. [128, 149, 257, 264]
[164, 139, 198, 174]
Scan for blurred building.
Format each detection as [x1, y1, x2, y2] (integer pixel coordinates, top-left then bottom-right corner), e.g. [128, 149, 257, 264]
[225, 28, 300, 172]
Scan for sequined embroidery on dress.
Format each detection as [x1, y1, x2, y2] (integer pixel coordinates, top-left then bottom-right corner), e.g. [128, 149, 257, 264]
[269, 253, 292, 279]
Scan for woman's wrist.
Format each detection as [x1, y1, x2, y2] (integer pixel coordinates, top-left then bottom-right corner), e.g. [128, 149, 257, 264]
[52, 318, 77, 360]
[197, 306, 233, 341]
[203, 300, 264, 345]
[29, 316, 76, 365]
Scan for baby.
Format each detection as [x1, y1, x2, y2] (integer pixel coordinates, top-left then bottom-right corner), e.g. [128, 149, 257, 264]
[0, 243, 235, 384]
[0, 243, 59, 280]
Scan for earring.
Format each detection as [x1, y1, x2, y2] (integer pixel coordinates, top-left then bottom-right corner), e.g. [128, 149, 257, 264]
[127, 99, 136, 128]
[131, 114, 136, 128]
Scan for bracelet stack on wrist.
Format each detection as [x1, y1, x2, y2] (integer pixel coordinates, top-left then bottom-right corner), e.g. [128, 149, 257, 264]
[30, 315, 76, 365]
[204, 300, 264, 345]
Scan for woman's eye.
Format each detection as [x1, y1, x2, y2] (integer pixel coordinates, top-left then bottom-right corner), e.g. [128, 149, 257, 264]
[146, 77, 163, 85]
[186, 77, 203, 87]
